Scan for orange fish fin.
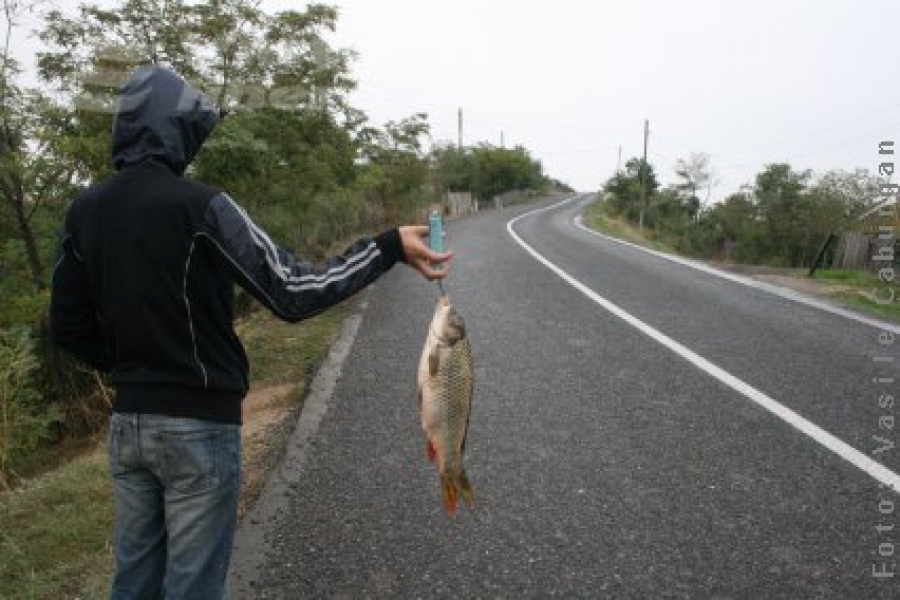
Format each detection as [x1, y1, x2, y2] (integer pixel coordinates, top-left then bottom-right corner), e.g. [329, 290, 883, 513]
[457, 469, 474, 509]
[426, 439, 437, 463]
[440, 472, 458, 516]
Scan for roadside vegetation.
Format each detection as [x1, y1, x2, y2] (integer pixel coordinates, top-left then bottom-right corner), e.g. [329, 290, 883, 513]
[582, 200, 676, 254]
[811, 270, 900, 321]
[0, 449, 112, 598]
[599, 154, 882, 267]
[588, 156, 898, 322]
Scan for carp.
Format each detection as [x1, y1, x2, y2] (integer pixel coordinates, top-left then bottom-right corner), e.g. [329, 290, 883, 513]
[417, 296, 474, 515]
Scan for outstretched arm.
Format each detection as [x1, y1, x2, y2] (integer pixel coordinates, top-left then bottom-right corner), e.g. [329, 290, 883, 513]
[201, 193, 452, 322]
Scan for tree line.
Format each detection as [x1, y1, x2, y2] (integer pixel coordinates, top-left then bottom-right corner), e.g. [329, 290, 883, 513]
[0, 0, 550, 485]
[602, 152, 882, 267]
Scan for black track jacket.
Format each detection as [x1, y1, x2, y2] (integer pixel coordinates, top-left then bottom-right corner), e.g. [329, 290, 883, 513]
[49, 66, 405, 424]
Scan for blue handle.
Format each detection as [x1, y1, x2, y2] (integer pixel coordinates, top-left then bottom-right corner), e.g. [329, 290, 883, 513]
[428, 210, 446, 280]
[428, 210, 443, 254]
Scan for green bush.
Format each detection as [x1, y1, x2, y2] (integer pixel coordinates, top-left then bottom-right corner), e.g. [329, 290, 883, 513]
[0, 327, 61, 488]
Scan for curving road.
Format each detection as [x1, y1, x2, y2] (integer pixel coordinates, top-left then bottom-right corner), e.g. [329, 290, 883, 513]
[229, 195, 900, 598]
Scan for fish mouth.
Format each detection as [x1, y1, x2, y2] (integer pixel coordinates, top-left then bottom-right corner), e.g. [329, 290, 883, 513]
[433, 297, 464, 345]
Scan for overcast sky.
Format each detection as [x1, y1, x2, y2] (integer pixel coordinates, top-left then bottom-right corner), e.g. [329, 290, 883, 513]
[12, 0, 900, 200]
[318, 0, 900, 199]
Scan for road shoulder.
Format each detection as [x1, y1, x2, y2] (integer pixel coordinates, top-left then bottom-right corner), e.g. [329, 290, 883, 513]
[227, 300, 367, 597]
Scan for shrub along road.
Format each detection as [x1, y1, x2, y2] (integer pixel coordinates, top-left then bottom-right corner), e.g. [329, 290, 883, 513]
[229, 195, 899, 598]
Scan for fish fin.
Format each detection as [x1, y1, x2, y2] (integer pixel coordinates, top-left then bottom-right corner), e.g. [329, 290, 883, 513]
[440, 472, 458, 516]
[426, 439, 436, 463]
[428, 349, 439, 377]
[458, 469, 474, 509]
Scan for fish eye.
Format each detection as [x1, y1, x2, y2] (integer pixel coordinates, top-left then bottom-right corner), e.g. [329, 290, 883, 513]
[449, 313, 466, 336]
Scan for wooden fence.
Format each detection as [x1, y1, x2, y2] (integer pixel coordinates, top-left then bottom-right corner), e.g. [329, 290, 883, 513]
[444, 192, 476, 218]
[832, 231, 898, 270]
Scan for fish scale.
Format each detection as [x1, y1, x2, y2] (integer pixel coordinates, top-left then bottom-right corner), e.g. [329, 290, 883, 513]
[417, 296, 474, 515]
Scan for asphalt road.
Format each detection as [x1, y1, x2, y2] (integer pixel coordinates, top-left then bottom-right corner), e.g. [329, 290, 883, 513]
[229, 195, 900, 599]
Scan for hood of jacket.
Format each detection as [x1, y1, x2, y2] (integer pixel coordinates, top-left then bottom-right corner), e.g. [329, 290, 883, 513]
[111, 65, 220, 174]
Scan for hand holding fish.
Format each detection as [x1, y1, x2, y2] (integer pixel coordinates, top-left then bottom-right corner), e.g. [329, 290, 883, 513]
[399, 225, 453, 281]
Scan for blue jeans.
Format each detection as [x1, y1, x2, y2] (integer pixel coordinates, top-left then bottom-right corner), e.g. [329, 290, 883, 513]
[108, 413, 241, 600]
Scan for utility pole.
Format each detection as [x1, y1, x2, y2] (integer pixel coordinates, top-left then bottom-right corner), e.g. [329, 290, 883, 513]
[458, 107, 463, 150]
[639, 119, 649, 234]
[617, 145, 622, 172]
[500, 130, 505, 148]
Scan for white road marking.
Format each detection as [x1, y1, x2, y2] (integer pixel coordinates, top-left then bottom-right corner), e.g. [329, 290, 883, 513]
[507, 197, 900, 494]
[568, 197, 900, 335]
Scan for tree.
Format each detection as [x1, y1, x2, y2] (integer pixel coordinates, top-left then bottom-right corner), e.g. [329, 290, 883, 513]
[674, 152, 715, 219]
[357, 113, 431, 220]
[807, 168, 882, 225]
[648, 186, 694, 233]
[1, 1, 77, 294]
[261, 6, 358, 119]
[191, 0, 263, 107]
[431, 143, 473, 194]
[800, 168, 883, 267]
[705, 191, 762, 261]
[603, 157, 658, 223]
[470, 144, 543, 200]
[36, 0, 370, 245]
[37, 1, 195, 95]
[753, 163, 811, 265]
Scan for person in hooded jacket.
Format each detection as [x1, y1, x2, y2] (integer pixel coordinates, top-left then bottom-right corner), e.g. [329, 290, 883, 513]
[49, 65, 452, 599]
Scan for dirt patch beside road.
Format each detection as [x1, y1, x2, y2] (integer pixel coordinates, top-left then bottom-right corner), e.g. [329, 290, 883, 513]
[752, 274, 856, 297]
[238, 384, 303, 521]
[708, 262, 855, 298]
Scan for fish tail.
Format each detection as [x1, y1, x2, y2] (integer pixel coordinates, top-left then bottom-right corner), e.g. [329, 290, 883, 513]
[440, 472, 458, 516]
[457, 469, 474, 509]
[439, 469, 473, 515]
